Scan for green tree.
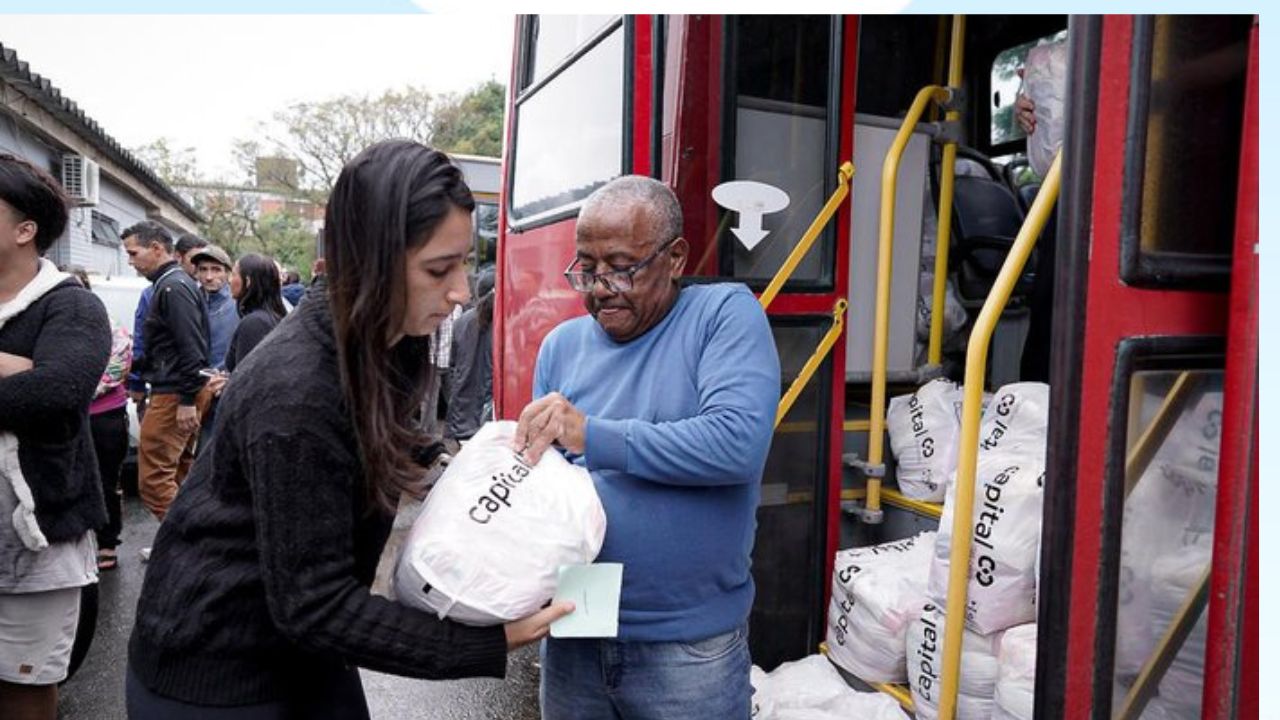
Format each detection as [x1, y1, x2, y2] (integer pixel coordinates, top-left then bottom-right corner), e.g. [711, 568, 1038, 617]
[131, 138, 202, 186]
[431, 80, 506, 157]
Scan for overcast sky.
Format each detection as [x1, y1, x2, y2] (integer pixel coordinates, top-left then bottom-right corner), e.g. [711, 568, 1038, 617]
[1, 14, 515, 180]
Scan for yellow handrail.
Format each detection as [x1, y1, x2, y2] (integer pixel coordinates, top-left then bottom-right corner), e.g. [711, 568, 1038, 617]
[938, 151, 1062, 720]
[775, 299, 848, 428]
[928, 16, 966, 365]
[759, 162, 855, 311]
[866, 85, 951, 517]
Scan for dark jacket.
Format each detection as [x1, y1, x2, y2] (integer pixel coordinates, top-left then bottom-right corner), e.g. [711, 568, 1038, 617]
[224, 308, 280, 373]
[129, 290, 506, 706]
[137, 261, 209, 404]
[444, 302, 492, 440]
[0, 278, 111, 541]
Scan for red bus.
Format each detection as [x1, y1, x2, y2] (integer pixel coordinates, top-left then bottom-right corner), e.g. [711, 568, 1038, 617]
[494, 15, 1257, 719]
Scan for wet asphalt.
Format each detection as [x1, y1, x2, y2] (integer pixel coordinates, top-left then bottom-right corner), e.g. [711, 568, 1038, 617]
[56, 495, 542, 720]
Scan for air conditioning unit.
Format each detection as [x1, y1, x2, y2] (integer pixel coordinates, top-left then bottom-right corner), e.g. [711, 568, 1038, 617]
[60, 154, 100, 207]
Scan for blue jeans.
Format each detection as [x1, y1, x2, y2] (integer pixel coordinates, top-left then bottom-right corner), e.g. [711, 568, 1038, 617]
[540, 625, 751, 720]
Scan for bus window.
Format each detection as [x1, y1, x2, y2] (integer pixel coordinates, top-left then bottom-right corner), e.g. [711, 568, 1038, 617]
[990, 30, 1068, 149]
[510, 18, 625, 226]
[522, 15, 616, 89]
[1110, 367, 1223, 718]
[1121, 15, 1251, 287]
[662, 15, 837, 288]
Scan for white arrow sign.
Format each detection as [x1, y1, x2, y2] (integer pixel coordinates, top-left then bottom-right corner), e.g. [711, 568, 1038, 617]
[711, 181, 790, 251]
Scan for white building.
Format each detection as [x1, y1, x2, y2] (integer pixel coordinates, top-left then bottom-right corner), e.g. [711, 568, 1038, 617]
[0, 42, 202, 278]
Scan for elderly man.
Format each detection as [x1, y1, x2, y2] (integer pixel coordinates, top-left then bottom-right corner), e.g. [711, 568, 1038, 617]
[190, 244, 236, 371]
[515, 175, 780, 719]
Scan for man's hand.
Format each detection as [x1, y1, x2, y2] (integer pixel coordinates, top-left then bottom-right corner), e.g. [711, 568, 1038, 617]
[177, 404, 200, 434]
[503, 601, 576, 650]
[513, 392, 587, 464]
[0, 352, 33, 379]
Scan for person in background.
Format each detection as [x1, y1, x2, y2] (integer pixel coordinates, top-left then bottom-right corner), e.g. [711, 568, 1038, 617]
[63, 267, 132, 572]
[173, 234, 208, 280]
[127, 140, 571, 719]
[224, 253, 287, 374]
[188, 245, 236, 455]
[514, 175, 780, 720]
[443, 269, 495, 442]
[123, 222, 211, 524]
[280, 269, 305, 308]
[0, 153, 111, 720]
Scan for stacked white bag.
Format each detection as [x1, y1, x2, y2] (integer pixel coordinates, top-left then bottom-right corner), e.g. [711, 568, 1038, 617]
[1115, 388, 1221, 682]
[928, 382, 1048, 635]
[886, 379, 964, 501]
[825, 532, 937, 682]
[992, 624, 1037, 720]
[1148, 547, 1212, 719]
[750, 655, 909, 720]
[907, 603, 1003, 720]
[394, 421, 607, 625]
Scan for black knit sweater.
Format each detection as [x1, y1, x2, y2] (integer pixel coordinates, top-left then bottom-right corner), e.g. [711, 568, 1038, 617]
[129, 292, 507, 706]
[0, 278, 110, 541]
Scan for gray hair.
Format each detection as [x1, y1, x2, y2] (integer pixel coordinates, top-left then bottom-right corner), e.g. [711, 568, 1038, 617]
[580, 175, 682, 246]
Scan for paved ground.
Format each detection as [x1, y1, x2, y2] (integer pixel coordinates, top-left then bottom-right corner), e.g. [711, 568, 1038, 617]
[57, 495, 541, 720]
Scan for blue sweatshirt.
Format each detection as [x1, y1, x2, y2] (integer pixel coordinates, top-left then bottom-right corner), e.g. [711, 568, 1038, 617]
[206, 284, 237, 370]
[534, 283, 780, 642]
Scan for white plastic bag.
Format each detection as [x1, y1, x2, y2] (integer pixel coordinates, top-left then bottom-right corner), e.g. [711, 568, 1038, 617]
[907, 603, 1001, 720]
[1024, 35, 1068, 178]
[977, 382, 1049, 462]
[393, 421, 606, 625]
[826, 532, 936, 682]
[930, 452, 1045, 634]
[888, 380, 964, 501]
[752, 656, 909, 720]
[992, 624, 1037, 720]
[1151, 547, 1211, 718]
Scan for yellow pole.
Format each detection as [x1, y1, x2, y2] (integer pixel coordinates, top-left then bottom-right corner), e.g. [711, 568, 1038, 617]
[928, 15, 966, 365]
[868, 85, 950, 515]
[759, 162, 855, 311]
[775, 299, 847, 428]
[937, 151, 1061, 720]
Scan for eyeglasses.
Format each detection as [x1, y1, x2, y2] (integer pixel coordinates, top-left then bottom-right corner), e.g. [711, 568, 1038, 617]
[563, 237, 678, 294]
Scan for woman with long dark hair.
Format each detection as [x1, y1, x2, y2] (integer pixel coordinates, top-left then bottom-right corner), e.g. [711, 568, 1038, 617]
[223, 252, 287, 374]
[126, 140, 572, 719]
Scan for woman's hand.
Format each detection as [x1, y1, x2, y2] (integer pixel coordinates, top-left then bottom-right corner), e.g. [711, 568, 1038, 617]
[503, 601, 576, 651]
[0, 352, 33, 379]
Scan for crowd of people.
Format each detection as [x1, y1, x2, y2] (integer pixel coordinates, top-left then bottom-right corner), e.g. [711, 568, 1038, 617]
[0, 140, 779, 720]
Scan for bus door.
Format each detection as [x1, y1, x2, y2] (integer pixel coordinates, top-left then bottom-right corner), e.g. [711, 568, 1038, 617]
[1035, 15, 1256, 718]
[658, 15, 856, 669]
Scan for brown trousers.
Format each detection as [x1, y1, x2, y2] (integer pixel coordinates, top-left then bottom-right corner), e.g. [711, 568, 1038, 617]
[138, 388, 212, 520]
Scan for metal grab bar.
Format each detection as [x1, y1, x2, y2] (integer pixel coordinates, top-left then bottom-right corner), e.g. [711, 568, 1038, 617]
[937, 151, 1062, 720]
[775, 299, 848, 428]
[865, 84, 952, 520]
[928, 16, 967, 366]
[759, 162, 855, 311]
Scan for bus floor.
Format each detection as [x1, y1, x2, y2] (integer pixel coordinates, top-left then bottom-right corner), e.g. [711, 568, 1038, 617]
[57, 494, 542, 720]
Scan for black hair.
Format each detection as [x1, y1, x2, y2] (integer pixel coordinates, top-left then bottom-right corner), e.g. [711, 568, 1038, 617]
[234, 253, 287, 320]
[175, 233, 208, 256]
[122, 221, 174, 252]
[0, 153, 71, 255]
[284, 270, 301, 285]
[325, 139, 474, 513]
[60, 264, 90, 290]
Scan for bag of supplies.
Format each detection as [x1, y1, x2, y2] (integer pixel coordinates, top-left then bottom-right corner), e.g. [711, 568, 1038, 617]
[825, 532, 936, 682]
[887, 380, 964, 501]
[907, 603, 1001, 720]
[751, 655, 909, 720]
[394, 421, 607, 625]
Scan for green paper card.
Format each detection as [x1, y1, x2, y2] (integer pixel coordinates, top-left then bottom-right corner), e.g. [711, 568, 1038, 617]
[550, 563, 623, 639]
